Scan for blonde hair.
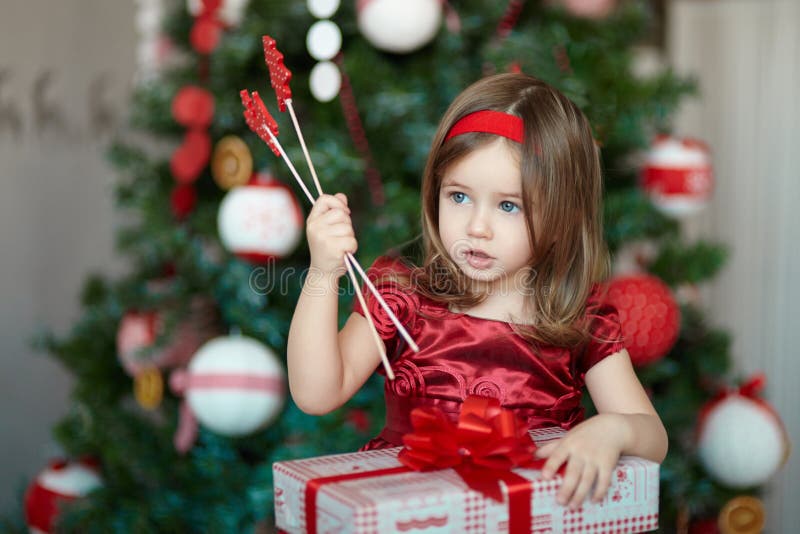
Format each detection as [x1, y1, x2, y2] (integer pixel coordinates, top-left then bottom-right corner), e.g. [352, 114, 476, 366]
[390, 73, 610, 350]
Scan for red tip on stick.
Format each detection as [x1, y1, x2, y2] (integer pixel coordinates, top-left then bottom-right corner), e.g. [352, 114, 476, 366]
[262, 35, 292, 112]
[240, 89, 280, 156]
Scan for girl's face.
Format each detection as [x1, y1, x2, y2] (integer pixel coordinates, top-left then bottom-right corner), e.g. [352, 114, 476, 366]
[438, 139, 535, 294]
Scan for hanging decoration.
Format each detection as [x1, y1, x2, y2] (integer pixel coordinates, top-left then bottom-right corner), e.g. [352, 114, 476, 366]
[187, 0, 251, 27]
[640, 135, 714, 218]
[169, 335, 286, 452]
[217, 172, 304, 263]
[211, 135, 253, 189]
[116, 298, 219, 410]
[717, 496, 765, 534]
[604, 274, 681, 367]
[357, 0, 443, 54]
[697, 374, 790, 489]
[304, 2, 342, 102]
[24, 459, 103, 534]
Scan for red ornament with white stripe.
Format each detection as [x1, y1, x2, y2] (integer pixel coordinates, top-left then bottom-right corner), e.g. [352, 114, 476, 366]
[169, 336, 286, 452]
[697, 374, 790, 488]
[604, 274, 681, 367]
[217, 173, 303, 263]
[640, 135, 714, 218]
[357, 0, 442, 53]
[24, 459, 103, 534]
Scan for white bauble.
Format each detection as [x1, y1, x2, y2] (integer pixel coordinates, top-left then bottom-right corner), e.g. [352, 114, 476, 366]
[181, 336, 286, 437]
[217, 175, 304, 263]
[306, 20, 342, 61]
[697, 394, 789, 488]
[309, 61, 342, 102]
[308, 0, 340, 18]
[357, 0, 442, 54]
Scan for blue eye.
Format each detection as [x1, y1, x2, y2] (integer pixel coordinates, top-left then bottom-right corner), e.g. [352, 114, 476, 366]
[450, 192, 469, 204]
[500, 200, 520, 213]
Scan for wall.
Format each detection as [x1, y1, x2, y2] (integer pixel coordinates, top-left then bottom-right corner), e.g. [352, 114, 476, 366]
[0, 0, 134, 510]
[669, 1, 799, 531]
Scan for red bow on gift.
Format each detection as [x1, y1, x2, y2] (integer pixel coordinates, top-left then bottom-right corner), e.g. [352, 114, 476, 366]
[398, 395, 543, 533]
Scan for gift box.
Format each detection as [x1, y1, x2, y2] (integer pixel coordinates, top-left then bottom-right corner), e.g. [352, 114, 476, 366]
[274, 427, 659, 533]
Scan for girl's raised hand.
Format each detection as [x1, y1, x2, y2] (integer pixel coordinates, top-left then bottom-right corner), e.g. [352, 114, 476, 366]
[306, 193, 357, 277]
[534, 414, 629, 510]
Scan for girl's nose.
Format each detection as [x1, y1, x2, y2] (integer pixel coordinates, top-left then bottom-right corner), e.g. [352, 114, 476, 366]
[467, 208, 492, 239]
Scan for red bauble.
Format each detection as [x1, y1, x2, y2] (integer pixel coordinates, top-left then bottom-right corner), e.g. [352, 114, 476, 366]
[24, 459, 102, 533]
[604, 274, 681, 366]
[171, 184, 197, 219]
[171, 86, 215, 128]
[170, 129, 211, 183]
[190, 16, 222, 54]
[640, 135, 714, 218]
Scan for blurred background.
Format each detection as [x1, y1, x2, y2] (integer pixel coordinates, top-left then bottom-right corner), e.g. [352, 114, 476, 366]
[1, 0, 797, 532]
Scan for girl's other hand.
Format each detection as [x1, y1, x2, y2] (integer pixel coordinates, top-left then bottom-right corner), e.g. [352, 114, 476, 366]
[534, 414, 629, 509]
[306, 193, 357, 277]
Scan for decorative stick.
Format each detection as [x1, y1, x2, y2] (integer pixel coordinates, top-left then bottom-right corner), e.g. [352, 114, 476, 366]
[240, 90, 413, 378]
[260, 37, 421, 354]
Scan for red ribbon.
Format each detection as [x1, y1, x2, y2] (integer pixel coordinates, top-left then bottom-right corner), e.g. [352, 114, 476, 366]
[399, 396, 543, 533]
[303, 396, 544, 534]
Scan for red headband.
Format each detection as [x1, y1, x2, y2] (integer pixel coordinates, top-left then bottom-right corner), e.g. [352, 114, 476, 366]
[444, 110, 524, 143]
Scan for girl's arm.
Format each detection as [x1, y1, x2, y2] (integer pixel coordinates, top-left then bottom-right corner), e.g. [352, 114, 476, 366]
[584, 349, 668, 462]
[286, 193, 384, 415]
[535, 349, 667, 509]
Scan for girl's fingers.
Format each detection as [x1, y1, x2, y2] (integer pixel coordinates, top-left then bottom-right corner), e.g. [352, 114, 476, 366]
[320, 209, 351, 224]
[592, 464, 614, 503]
[556, 456, 583, 506]
[327, 223, 356, 237]
[542, 446, 568, 479]
[534, 442, 557, 458]
[309, 194, 350, 219]
[569, 464, 597, 509]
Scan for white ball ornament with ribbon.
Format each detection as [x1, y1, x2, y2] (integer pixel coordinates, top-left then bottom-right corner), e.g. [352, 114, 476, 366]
[357, 0, 443, 54]
[217, 173, 304, 263]
[24, 459, 103, 534]
[697, 374, 790, 488]
[170, 335, 286, 452]
[640, 135, 714, 218]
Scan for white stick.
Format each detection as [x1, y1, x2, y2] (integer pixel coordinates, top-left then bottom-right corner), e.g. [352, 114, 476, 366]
[348, 254, 420, 353]
[346, 256, 395, 379]
[263, 128, 416, 375]
[268, 119, 421, 354]
[286, 100, 324, 198]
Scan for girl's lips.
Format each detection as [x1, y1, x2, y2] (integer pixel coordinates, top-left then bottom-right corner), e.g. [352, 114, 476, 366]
[466, 251, 494, 269]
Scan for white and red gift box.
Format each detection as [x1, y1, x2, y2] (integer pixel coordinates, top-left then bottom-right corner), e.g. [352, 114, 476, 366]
[273, 427, 659, 533]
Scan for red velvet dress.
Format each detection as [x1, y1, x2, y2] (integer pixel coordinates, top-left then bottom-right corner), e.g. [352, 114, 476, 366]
[352, 256, 626, 451]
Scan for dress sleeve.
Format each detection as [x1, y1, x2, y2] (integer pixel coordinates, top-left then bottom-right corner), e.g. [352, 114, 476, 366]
[576, 284, 626, 379]
[351, 255, 419, 363]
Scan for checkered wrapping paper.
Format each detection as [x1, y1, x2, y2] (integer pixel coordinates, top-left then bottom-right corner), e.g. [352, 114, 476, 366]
[273, 428, 659, 533]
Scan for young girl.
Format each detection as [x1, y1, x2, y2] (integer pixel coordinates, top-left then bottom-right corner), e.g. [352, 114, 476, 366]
[287, 73, 667, 510]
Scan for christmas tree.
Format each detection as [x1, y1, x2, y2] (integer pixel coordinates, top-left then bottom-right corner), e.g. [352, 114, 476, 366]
[6, 1, 786, 532]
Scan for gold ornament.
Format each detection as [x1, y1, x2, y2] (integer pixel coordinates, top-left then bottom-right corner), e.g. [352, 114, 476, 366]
[211, 135, 253, 190]
[134, 366, 164, 410]
[718, 496, 765, 534]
